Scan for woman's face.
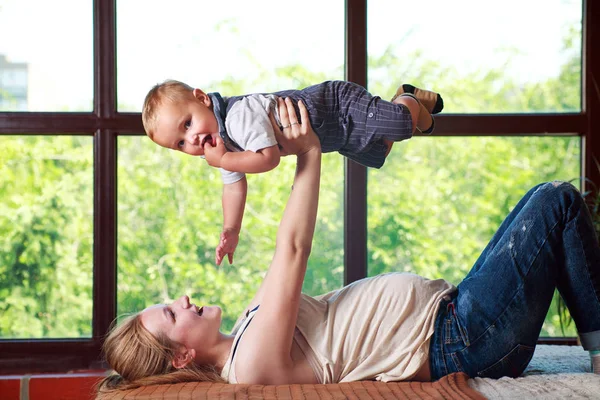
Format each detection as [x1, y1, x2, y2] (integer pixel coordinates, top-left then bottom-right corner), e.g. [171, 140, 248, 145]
[140, 295, 222, 359]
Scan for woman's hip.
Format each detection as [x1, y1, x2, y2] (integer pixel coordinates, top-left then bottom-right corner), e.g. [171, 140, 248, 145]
[429, 296, 536, 380]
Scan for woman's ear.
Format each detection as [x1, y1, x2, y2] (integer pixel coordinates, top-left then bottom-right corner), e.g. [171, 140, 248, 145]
[172, 348, 196, 369]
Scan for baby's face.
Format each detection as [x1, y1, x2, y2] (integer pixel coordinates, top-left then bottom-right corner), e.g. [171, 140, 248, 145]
[153, 96, 219, 157]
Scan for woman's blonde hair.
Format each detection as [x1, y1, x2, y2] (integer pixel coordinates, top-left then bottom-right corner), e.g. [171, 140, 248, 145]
[96, 313, 224, 398]
[141, 80, 195, 140]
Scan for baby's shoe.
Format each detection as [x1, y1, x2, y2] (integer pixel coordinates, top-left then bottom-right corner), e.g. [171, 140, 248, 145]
[392, 84, 444, 114]
[395, 93, 435, 134]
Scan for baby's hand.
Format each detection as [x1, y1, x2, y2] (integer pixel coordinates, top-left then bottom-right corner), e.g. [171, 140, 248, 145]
[215, 228, 240, 266]
[203, 136, 227, 168]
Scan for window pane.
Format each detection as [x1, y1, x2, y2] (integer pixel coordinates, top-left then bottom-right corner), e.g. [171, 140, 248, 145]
[0, 136, 94, 339]
[117, 137, 343, 332]
[0, 1, 93, 112]
[367, 136, 581, 336]
[116, 0, 345, 111]
[367, 0, 582, 113]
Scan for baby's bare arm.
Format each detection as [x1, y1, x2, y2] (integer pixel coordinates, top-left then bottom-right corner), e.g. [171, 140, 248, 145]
[217, 177, 247, 265]
[220, 145, 281, 173]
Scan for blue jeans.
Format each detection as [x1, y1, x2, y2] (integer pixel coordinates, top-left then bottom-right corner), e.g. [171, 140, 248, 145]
[429, 181, 600, 380]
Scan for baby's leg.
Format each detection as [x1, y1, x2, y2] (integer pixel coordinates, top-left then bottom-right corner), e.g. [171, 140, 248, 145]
[392, 93, 434, 134]
[392, 84, 444, 114]
[384, 139, 393, 157]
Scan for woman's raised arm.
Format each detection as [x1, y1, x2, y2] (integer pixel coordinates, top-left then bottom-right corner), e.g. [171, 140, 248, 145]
[233, 98, 322, 384]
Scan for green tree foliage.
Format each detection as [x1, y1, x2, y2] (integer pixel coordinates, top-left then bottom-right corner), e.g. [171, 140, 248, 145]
[0, 136, 93, 337]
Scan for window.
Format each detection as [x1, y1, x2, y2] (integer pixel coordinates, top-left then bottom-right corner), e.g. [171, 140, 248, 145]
[0, 0, 598, 372]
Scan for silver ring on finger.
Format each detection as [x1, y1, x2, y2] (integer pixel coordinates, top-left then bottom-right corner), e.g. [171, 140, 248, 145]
[281, 124, 291, 129]
[290, 122, 299, 126]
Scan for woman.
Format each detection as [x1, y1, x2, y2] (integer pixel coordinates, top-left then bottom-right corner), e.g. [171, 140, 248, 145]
[98, 97, 600, 395]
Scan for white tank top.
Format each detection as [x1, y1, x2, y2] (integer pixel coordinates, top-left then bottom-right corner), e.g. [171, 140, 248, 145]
[221, 272, 456, 383]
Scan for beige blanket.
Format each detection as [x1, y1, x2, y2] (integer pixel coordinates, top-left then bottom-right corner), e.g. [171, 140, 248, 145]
[469, 345, 600, 399]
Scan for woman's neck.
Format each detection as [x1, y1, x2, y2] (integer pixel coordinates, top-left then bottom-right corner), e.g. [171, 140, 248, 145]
[212, 333, 236, 373]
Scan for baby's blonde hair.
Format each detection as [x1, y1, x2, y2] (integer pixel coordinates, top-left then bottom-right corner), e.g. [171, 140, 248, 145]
[141, 80, 195, 139]
[96, 313, 224, 398]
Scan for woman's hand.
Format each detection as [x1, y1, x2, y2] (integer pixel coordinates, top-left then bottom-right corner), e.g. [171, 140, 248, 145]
[270, 98, 320, 157]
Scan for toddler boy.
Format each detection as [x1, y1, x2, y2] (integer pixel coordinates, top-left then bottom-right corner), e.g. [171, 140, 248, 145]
[142, 80, 443, 265]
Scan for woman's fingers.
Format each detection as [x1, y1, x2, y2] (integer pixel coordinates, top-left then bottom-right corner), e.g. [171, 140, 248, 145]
[273, 99, 294, 154]
[269, 112, 290, 156]
[274, 97, 319, 155]
[277, 97, 300, 139]
[297, 99, 309, 135]
[284, 98, 304, 138]
[285, 97, 299, 126]
[277, 98, 299, 139]
[278, 97, 290, 127]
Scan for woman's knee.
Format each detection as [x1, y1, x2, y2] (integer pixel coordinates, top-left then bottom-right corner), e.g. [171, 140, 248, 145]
[535, 180, 577, 196]
[535, 181, 584, 210]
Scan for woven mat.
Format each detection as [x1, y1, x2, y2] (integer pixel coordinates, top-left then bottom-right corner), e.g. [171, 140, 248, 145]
[469, 345, 600, 400]
[98, 372, 485, 399]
